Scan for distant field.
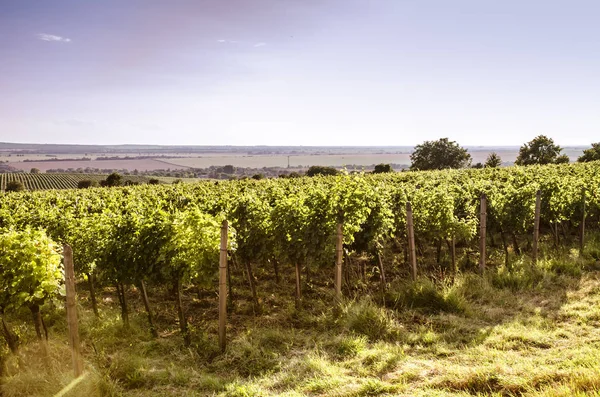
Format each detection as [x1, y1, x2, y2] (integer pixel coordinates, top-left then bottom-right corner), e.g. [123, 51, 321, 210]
[0, 152, 220, 162]
[0, 173, 175, 191]
[160, 148, 586, 169]
[160, 154, 412, 168]
[4, 148, 587, 171]
[7, 159, 189, 172]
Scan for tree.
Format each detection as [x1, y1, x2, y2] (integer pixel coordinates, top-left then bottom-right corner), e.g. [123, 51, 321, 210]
[578, 143, 600, 162]
[472, 162, 484, 169]
[515, 135, 564, 165]
[5, 181, 25, 193]
[372, 164, 393, 174]
[30, 168, 40, 174]
[148, 179, 160, 185]
[102, 172, 122, 187]
[485, 152, 502, 168]
[306, 166, 339, 177]
[252, 173, 264, 180]
[555, 154, 570, 164]
[77, 180, 98, 189]
[410, 138, 471, 170]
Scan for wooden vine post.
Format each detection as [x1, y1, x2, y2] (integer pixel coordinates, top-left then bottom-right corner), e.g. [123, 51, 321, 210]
[63, 244, 83, 377]
[335, 223, 343, 299]
[451, 235, 457, 274]
[533, 190, 541, 264]
[218, 220, 228, 352]
[479, 194, 487, 274]
[580, 189, 586, 254]
[294, 263, 302, 309]
[406, 202, 417, 280]
[139, 280, 157, 338]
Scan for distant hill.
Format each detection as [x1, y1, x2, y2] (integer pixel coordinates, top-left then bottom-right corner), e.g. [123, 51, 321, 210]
[0, 141, 589, 154]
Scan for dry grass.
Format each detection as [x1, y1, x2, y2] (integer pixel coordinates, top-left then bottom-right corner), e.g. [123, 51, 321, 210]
[2, 243, 600, 396]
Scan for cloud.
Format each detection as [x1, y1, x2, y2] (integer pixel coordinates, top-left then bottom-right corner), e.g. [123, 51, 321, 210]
[253, 42, 266, 47]
[37, 33, 72, 43]
[217, 39, 239, 44]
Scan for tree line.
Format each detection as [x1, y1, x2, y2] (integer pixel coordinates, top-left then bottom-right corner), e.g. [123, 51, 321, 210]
[410, 135, 598, 171]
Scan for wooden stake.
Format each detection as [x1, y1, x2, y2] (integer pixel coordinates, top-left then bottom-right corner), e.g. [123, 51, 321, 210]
[533, 190, 541, 264]
[377, 252, 386, 292]
[139, 280, 157, 338]
[451, 235, 457, 274]
[479, 194, 487, 274]
[580, 189, 586, 254]
[226, 256, 233, 308]
[406, 202, 417, 280]
[175, 278, 189, 346]
[244, 261, 259, 314]
[87, 272, 99, 318]
[294, 263, 302, 309]
[335, 223, 343, 298]
[500, 230, 510, 269]
[219, 220, 228, 352]
[63, 244, 83, 377]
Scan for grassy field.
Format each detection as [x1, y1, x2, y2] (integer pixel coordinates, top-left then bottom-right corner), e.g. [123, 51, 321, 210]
[1, 240, 600, 396]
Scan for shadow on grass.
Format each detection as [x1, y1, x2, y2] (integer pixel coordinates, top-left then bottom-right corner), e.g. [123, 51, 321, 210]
[2, 237, 600, 396]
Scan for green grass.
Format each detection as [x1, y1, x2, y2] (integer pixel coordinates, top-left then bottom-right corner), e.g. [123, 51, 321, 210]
[2, 241, 600, 396]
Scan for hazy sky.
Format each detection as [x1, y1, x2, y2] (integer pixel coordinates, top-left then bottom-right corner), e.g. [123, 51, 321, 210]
[1, 0, 599, 146]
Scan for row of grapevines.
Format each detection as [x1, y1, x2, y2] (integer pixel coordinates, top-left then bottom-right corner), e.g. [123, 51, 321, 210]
[0, 162, 598, 341]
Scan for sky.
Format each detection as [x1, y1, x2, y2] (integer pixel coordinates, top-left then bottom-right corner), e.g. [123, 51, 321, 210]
[1, 0, 599, 146]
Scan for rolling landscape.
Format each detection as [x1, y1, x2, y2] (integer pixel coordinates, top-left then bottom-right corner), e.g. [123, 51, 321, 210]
[0, 143, 591, 172]
[2, 1, 600, 396]
[1, 158, 600, 397]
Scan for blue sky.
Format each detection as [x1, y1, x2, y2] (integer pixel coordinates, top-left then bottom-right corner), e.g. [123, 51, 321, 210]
[1, 0, 599, 146]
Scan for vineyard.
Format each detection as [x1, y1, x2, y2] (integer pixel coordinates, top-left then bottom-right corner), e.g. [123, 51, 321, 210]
[0, 173, 156, 191]
[1, 161, 600, 395]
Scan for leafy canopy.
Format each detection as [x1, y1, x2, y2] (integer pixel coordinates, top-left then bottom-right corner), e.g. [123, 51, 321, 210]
[77, 180, 97, 189]
[101, 172, 122, 187]
[578, 143, 600, 163]
[0, 228, 63, 311]
[485, 152, 502, 168]
[5, 181, 25, 193]
[515, 135, 566, 165]
[372, 164, 393, 174]
[160, 208, 227, 287]
[306, 166, 339, 177]
[410, 138, 471, 171]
